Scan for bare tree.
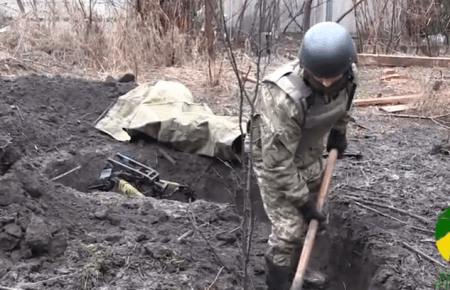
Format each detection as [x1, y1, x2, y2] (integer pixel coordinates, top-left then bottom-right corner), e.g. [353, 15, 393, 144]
[215, 0, 277, 287]
[352, 0, 445, 55]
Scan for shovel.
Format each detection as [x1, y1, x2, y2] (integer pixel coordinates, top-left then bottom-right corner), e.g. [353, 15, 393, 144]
[290, 148, 339, 290]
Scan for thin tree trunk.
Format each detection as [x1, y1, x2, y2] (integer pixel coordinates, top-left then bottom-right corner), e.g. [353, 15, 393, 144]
[16, 0, 25, 14]
[236, 0, 250, 46]
[136, 0, 141, 13]
[205, 0, 216, 59]
[274, 0, 281, 38]
[303, 0, 313, 34]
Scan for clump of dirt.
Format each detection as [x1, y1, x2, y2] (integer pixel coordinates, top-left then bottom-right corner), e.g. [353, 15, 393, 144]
[0, 137, 20, 175]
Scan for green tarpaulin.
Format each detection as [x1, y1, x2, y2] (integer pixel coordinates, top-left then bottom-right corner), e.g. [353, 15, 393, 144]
[95, 80, 247, 161]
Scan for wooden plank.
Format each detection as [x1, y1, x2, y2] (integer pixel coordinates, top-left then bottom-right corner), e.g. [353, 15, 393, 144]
[381, 74, 409, 81]
[354, 94, 420, 106]
[237, 69, 259, 84]
[357, 53, 450, 68]
[379, 104, 410, 113]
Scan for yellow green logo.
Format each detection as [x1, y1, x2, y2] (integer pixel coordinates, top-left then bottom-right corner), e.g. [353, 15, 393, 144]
[436, 207, 450, 262]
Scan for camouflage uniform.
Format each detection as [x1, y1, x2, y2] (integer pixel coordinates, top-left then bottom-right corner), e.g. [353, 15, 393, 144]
[251, 59, 359, 268]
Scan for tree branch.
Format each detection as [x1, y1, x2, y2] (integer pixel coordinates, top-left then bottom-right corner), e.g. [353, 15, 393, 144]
[282, 0, 327, 33]
[215, 0, 261, 288]
[336, 0, 366, 24]
[282, 0, 303, 33]
[401, 241, 447, 268]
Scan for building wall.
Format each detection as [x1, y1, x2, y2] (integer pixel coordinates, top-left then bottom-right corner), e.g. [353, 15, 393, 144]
[222, 0, 360, 37]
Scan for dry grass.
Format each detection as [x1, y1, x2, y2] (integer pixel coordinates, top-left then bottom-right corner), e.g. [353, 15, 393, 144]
[354, 66, 450, 119]
[354, 0, 444, 55]
[0, 0, 207, 76]
[138, 52, 262, 115]
[77, 243, 123, 290]
[409, 69, 450, 117]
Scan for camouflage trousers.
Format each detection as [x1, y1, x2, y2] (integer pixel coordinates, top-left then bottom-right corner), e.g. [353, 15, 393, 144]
[253, 155, 325, 268]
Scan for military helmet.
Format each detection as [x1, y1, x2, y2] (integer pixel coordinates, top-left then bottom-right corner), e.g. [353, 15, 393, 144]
[299, 22, 357, 79]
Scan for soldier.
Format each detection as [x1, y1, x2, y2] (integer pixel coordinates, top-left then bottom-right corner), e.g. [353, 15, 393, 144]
[250, 22, 359, 289]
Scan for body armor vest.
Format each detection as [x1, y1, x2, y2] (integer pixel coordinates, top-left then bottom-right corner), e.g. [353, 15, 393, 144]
[262, 61, 356, 166]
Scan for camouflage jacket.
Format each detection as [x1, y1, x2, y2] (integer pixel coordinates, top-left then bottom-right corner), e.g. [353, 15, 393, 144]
[252, 60, 359, 206]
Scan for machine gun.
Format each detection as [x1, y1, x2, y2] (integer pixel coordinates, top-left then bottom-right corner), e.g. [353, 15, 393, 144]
[89, 153, 195, 202]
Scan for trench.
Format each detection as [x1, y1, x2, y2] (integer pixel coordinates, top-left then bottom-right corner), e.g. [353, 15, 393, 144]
[0, 145, 380, 290]
[308, 207, 378, 290]
[40, 147, 269, 223]
[38, 146, 379, 290]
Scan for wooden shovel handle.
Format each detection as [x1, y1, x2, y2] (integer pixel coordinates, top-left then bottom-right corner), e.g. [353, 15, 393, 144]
[290, 149, 339, 290]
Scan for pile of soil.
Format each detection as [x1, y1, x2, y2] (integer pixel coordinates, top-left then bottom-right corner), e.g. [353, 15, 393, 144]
[0, 74, 448, 290]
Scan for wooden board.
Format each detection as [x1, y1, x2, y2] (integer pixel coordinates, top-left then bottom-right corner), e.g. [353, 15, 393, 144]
[379, 104, 410, 113]
[354, 95, 420, 106]
[357, 53, 450, 68]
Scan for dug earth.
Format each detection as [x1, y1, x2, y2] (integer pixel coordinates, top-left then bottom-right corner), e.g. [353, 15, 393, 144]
[1, 74, 445, 289]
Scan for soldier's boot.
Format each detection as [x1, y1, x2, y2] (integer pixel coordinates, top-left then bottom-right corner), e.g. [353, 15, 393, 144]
[303, 269, 328, 288]
[290, 248, 328, 289]
[265, 255, 292, 290]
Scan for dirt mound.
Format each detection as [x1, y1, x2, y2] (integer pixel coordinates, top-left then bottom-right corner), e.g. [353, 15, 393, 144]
[4, 74, 446, 290]
[0, 157, 248, 289]
[0, 75, 135, 154]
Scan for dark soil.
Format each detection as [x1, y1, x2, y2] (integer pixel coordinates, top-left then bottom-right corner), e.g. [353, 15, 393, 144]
[0, 74, 448, 290]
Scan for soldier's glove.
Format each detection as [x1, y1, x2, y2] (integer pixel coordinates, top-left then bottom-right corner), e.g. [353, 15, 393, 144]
[327, 129, 347, 158]
[297, 199, 326, 226]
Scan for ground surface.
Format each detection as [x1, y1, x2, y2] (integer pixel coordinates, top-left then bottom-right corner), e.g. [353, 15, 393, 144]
[0, 65, 449, 290]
